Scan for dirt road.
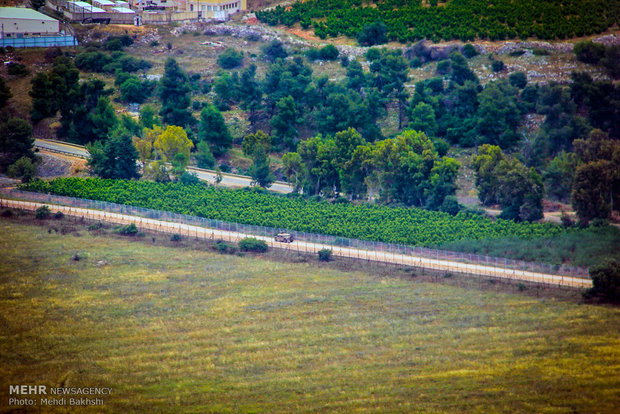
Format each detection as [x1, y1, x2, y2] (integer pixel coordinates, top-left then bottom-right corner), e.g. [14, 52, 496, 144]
[2, 198, 592, 289]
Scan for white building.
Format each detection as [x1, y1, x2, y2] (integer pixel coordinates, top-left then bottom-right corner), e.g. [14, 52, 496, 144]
[0, 7, 60, 38]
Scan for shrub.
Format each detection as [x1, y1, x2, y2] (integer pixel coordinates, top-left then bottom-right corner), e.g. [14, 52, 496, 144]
[262, 40, 287, 62]
[509, 71, 527, 89]
[436, 59, 451, 75]
[573, 41, 605, 64]
[35, 205, 51, 219]
[7, 156, 37, 183]
[1, 208, 13, 217]
[88, 222, 103, 231]
[462, 44, 478, 58]
[532, 48, 550, 56]
[320, 44, 339, 60]
[54, 211, 64, 219]
[213, 239, 236, 254]
[118, 223, 138, 235]
[239, 237, 268, 253]
[491, 59, 505, 72]
[217, 48, 244, 69]
[105, 38, 123, 51]
[7, 62, 29, 77]
[318, 248, 332, 262]
[584, 260, 620, 303]
[170, 233, 182, 242]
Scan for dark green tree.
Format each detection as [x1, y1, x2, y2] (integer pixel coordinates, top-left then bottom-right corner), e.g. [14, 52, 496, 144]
[238, 65, 262, 130]
[0, 77, 11, 109]
[0, 118, 34, 169]
[357, 21, 388, 46]
[270, 96, 299, 151]
[87, 126, 140, 179]
[585, 260, 620, 303]
[217, 48, 244, 69]
[159, 58, 193, 127]
[198, 104, 232, 157]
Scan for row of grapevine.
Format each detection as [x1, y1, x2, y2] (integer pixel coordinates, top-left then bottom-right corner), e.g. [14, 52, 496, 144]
[20, 178, 565, 246]
[256, 0, 619, 43]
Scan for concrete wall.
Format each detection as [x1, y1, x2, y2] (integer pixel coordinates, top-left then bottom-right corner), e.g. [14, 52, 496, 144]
[0, 17, 59, 35]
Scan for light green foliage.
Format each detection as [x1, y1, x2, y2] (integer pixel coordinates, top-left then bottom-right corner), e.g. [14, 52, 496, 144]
[409, 102, 437, 137]
[154, 125, 193, 164]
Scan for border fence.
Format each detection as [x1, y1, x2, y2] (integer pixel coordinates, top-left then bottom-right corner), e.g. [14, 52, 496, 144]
[2, 189, 590, 285]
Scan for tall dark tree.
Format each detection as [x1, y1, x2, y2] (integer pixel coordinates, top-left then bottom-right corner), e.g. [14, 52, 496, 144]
[239, 65, 262, 130]
[87, 126, 140, 179]
[0, 77, 11, 110]
[159, 58, 193, 127]
[0, 118, 34, 170]
[270, 96, 299, 151]
[198, 104, 232, 157]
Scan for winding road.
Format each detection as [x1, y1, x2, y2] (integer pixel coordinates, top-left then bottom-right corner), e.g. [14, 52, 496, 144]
[1, 197, 592, 290]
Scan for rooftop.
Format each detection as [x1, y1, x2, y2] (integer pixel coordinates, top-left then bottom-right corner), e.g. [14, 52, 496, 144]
[0, 7, 58, 21]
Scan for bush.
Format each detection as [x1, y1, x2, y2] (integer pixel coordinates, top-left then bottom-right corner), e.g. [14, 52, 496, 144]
[573, 41, 606, 64]
[436, 59, 451, 75]
[318, 248, 332, 262]
[532, 48, 550, 56]
[7, 156, 37, 183]
[1, 208, 13, 217]
[491, 59, 505, 72]
[54, 211, 64, 219]
[585, 260, 620, 303]
[35, 205, 51, 219]
[170, 233, 182, 242]
[88, 222, 103, 231]
[357, 21, 388, 46]
[118, 223, 138, 236]
[462, 44, 478, 58]
[7, 62, 29, 77]
[239, 237, 268, 253]
[509, 71, 527, 89]
[217, 48, 244, 69]
[262, 40, 288, 62]
[105, 38, 123, 51]
[213, 239, 236, 254]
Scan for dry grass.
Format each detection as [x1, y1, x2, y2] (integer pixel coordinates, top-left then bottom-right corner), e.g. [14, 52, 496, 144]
[1, 218, 619, 413]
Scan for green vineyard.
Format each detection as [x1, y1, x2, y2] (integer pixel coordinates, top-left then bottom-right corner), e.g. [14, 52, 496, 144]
[20, 178, 565, 246]
[257, 0, 619, 42]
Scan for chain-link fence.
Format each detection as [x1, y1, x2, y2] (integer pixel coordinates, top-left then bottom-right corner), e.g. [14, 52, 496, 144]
[3, 189, 590, 280]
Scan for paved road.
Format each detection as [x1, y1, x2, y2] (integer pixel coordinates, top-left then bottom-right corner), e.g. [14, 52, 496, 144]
[2, 198, 592, 289]
[34, 139, 294, 194]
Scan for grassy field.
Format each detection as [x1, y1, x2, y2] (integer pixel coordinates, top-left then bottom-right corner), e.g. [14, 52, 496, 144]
[1, 218, 619, 413]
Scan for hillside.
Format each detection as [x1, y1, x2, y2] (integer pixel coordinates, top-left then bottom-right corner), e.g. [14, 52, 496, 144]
[1, 219, 619, 412]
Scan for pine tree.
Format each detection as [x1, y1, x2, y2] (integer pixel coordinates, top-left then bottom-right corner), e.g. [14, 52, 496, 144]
[198, 104, 232, 157]
[159, 58, 193, 127]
